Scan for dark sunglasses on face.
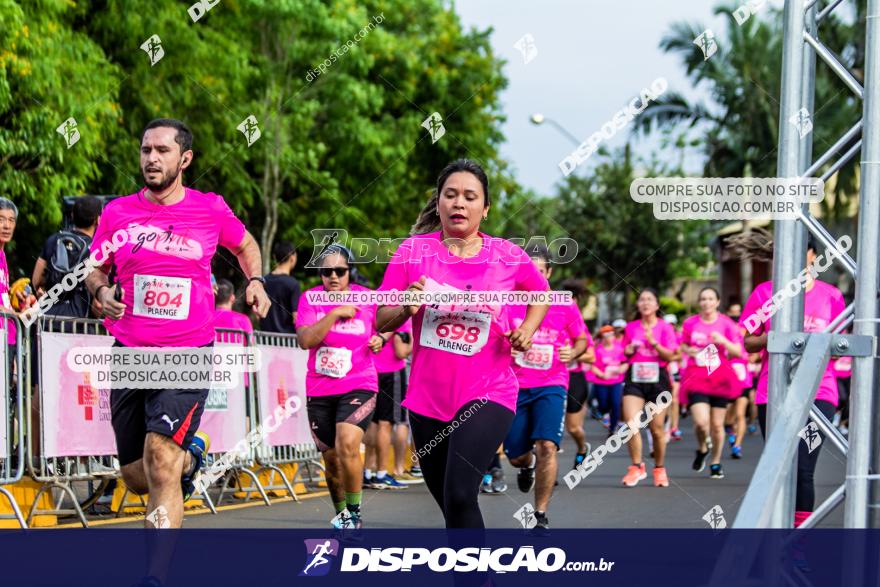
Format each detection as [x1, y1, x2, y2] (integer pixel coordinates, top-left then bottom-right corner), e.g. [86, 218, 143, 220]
[319, 267, 349, 278]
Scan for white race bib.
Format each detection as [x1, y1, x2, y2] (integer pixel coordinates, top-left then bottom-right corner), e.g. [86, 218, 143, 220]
[604, 365, 618, 379]
[515, 344, 554, 370]
[133, 274, 191, 320]
[420, 307, 491, 356]
[315, 347, 353, 378]
[733, 363, 747, 382]
[631, 362, 660, 383]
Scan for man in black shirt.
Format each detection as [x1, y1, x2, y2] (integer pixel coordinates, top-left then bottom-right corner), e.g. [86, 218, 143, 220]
[32, 196, 102, 318]
[260, 241, 300, 334]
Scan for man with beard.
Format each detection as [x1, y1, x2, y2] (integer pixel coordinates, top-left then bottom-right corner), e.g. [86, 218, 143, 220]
[85, 118, 271, 537]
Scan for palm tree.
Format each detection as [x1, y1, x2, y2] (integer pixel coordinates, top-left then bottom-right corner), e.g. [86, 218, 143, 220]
[633, 2, 864, 219]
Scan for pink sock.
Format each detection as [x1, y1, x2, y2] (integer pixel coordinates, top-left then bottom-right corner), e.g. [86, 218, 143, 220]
[794, 511, 811, 528]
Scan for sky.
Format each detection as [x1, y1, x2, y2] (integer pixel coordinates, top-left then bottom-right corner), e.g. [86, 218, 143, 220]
[453, 0, 785, 197]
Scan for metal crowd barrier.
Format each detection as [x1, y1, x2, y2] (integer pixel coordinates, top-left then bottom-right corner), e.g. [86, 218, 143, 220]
[251, 332, 324, 498]
[209, 327, 270, 507]
[0, 311, 26, 528]
[27, 317, 123, 527]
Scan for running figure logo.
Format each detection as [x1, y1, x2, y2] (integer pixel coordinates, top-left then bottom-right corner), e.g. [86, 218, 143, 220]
[702, 505, 727, 530]
[696, 343, 721, 375]
[237, 115, 262, 147]
[513, 33, 538, 65]
[300, 538, 340, 576]
[513, 503, 537, 529]
[693, 29, 718, 60]
[56, 117, 80, 149]
[789, 107, 813, 139]
[140, 34, 165, 66]
[798, 421, 822, 454]
[421, 112, 446, 144]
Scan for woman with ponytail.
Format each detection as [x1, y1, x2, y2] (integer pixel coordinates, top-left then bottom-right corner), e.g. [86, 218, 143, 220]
[376, 159, 549, 529]
[733, 228, 845, 528]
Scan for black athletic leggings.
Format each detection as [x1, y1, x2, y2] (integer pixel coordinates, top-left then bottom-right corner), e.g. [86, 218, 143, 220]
[758, 399, 835, 512]
[409, 400, 514, 529]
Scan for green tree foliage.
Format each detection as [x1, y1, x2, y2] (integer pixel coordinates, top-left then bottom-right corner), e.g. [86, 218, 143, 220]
[634, 2, 864, 219]
[2, 0, 509, 282]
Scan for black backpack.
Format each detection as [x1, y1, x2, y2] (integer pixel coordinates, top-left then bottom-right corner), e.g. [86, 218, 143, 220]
[45, 231, 90, 290]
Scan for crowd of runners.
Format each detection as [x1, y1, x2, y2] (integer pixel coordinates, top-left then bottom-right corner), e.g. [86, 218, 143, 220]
[0, 118, 854, 543]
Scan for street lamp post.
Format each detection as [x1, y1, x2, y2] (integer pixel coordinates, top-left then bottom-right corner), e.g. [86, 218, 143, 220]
[529, 113, 582, 147]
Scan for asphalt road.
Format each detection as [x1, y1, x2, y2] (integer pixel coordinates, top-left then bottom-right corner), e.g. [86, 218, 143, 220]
[107, 413, 846, 529]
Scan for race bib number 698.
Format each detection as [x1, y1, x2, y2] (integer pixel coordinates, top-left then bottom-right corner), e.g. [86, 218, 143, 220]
[421, 307, 491, 357]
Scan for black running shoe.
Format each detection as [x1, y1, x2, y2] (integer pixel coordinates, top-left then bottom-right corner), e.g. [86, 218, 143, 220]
[692, 449, 709, 472]
[530, 511, 550, 536]
[709, 463, 724, 479]
[517, 466, 535, 493]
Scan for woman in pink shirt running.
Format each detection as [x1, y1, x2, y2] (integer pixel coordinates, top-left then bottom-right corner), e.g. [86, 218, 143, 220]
[680, 287, 743, 479]
[620, 288, 680, 488]
[376, 159, 549, 529]
[734, 230, 846, 528]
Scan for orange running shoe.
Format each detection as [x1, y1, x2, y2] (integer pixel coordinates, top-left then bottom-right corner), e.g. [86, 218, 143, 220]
[653, 466, 669, 487]
[622, 463, 647, 487]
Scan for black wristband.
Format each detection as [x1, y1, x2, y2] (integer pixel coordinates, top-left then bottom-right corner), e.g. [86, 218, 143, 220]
[95, 284, 110, 299]
[249, 276, 266, 285]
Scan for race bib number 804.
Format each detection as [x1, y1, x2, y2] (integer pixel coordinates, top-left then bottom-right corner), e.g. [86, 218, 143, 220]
[421, 307, 491, 356]
[133, 274, 191, 320]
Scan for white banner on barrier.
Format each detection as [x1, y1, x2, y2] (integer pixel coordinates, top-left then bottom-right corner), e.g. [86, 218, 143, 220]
[198, 342, 248, 454]
[41, 331, 117, 457]
[255, 344, 311, 447]
[0, 329, 6, 460]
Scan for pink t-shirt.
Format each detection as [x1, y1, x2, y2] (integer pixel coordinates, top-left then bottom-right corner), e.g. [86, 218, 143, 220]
[295, 284, 379, 397]
[510, 301, 586, 390]
[731, 341, 753, 389]
[622, 319, 679, 366]
[91, 188, 246, 348]
[213, 308, 253, 333]
[373, 318, 412, 374]
[681, 314, 742, 362]
[0, 248, 15, 345]
[378, 232, 548, 421]
[740, 280, 845, 406]
[592, 340, 627, 385]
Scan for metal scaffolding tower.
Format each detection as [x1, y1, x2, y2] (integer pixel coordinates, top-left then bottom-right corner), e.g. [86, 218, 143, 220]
[732, 0, 880, 531]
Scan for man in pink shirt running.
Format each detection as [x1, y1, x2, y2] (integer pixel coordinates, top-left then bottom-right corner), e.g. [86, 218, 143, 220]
[85, 119, 270, 536]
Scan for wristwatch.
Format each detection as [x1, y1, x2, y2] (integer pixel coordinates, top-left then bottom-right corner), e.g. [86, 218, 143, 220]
[248, 276, 266, 285]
